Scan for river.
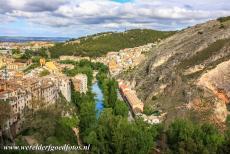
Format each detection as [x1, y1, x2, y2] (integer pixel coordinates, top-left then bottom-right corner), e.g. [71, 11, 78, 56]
[92, 82, 104, 117]
[92, 81, 134, 120]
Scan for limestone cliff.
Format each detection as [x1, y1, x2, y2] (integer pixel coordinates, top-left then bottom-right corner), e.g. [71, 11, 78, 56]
[120, 18, 230, 125]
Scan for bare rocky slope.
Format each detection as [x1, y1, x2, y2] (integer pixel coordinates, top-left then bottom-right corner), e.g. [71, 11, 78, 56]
[120, 19, 230, 126]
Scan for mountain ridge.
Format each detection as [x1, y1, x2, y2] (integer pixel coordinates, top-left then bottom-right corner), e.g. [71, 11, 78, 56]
[49, 29, 175, 58]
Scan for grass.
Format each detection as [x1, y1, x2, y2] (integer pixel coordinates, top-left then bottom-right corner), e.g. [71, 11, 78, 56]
[181, 38, 230, 81]
[143, 105, 161, 116]
[39, 69, 50, 77]
[23, 63, 40, 73]
[226, 115, 230, 127]
[178, 38, 230, 70]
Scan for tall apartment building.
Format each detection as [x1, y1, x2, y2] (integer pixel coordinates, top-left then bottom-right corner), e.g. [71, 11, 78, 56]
[72, 74, 88, 94]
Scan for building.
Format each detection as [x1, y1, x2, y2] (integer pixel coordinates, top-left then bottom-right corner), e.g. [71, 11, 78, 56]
[0, 80, 32, 135]
[47, 76, 72, 102]
[72, 74, 88, 94]
[59, 56, 90, 62]
[118, 80, 144, 113]
[0, 57, 6, 68]
[40, 79, 59, 104]
[0, 76, 65, 136]
[45, 61, 59, 74]
[40, 58, 46, 66]
[58, 77, 71, 102]
[6, 62, 27, 71]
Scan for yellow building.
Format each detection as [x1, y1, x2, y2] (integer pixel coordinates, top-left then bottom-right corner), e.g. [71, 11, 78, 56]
[0, 57, 5, 68]
[7, 62, 27, 71]
[39, 58, 46, 66]
[45, 61, 59, 73]
[108, 60, 117, 69]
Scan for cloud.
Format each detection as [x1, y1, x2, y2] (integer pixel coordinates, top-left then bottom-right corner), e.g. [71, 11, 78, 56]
[0, 0, 230, 36]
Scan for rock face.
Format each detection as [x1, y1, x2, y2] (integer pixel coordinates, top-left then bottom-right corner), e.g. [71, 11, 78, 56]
[197, 60, 230, 104]
[120, 19, 230, 124]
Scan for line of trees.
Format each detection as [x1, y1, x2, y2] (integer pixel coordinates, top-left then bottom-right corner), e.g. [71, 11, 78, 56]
[68, 60, 158, 154]
[69, 60, 230, 154]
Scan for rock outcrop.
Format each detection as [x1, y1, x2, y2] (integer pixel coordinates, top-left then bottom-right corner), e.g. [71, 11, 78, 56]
[198, 59, 230, 103]
[120, 19, 230, 125]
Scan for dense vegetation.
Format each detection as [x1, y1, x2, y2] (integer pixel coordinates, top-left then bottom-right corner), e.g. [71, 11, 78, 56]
[165, 119, 224, 153]
[11, 47, 49, 73]
[66, 60, 157, 153]
[12, 95, 79, 150]
[23, 63, 39, 73]
[217, 16, 230, 23]
[49, 29, 175, 58]
[60, 59, 108, 88]
[12, 48, 49, 60]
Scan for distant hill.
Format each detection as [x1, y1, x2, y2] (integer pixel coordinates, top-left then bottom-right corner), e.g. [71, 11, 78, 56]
[0, 36, 69, 43]
[49, 29, 175, 58]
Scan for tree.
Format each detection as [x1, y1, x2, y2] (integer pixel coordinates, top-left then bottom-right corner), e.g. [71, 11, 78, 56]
[200, 123, 224, 153]
[21, 49, 32, 59]
[22, 101, 78, 145]
[166, 119, 224, 154]
[79, 100, 96, 139]
[12, 48, 21, 55]
[39, 48, 49, 58]
[49, 29, 174, 58]
[114, 100, 128, 117]
[107, 79, 118, 108]
[218, 130, 230, 154]
[84, 131, 99, 153]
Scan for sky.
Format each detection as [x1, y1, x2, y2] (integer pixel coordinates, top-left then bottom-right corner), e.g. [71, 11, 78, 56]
[0, 0, 230, 37]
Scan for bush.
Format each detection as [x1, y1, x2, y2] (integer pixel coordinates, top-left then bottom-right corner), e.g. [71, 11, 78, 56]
[219, 24, 225, 29]
[217, 16, 230, 22]
[39, 69, 50, 77]
[166, 119, 224, 154]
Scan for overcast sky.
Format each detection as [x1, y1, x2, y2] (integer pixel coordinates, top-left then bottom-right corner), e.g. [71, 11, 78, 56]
[0, 0, 229, 37]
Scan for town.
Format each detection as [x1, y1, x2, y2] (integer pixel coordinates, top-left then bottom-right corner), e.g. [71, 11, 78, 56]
[0, 41, 164, 140]
[1, 0, 229, 153]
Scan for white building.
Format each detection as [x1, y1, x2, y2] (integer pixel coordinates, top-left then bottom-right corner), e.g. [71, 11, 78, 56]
[58, 77, 72, 102]
[72, 74, 88, 94]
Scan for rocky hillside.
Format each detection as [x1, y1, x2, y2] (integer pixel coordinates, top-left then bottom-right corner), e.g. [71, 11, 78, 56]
[120, 18, 230, 126]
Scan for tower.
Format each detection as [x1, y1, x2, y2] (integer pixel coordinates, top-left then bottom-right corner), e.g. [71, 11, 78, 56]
[2, 66, 9, 80]
[39, 58, 46, 67]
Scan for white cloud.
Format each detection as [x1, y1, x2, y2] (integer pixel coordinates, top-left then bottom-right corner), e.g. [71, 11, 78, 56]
[0, 0, 230, 36]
